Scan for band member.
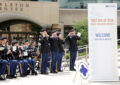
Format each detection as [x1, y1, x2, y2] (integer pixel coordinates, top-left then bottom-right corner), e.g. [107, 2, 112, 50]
[31, 41, 38, 61]
[23, 40, 37, 75]
[0, 37, 18, 79]
[0, 37, 8, 80]
[21, 41, 29, 76]
[11, 40, 26, 77]
[49, 30, 59, 73]
[57, 33, 64, 72]
[5, 39, 18, 78]
[65, 29, 81, 71]
[39, 29, 50, 74]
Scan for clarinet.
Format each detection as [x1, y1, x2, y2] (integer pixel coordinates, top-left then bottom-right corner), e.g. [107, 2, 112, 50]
[18, 45, 23, 60]
[8, 45, 16, 60]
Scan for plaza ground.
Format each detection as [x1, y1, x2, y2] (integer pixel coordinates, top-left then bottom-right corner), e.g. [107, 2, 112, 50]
[0, 70, 120, 85]
[1, 50, 120, 85]
[0, 62, 120, 85]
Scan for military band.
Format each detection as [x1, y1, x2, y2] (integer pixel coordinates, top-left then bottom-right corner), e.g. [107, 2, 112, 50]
[0, 28, 81, 80]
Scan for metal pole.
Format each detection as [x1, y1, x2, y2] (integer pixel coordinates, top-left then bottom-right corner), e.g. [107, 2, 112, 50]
[85, 46, 88, 62]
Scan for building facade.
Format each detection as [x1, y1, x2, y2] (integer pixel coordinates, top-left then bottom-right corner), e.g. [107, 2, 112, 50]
[0, 0, 59, 43]
[1, 0, 120, 40]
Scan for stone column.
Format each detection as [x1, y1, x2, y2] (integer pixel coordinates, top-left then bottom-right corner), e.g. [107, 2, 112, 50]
[59, 24, 64, 38]
[26, 24, 30, 38]
[52, 24, 64, 38]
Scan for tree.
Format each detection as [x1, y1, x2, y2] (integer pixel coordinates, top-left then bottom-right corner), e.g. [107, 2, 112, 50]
[72, 19, 88, 46]
[30, 24, 42, 33]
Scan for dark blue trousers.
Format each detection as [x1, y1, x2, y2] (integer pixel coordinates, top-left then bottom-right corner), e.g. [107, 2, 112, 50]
[9, 60, 18, 76]
[51, 51, 58, 72]
[27, 58, 36, 71]
[41, 53, 49, 73]
[23, 59, 29, 74]
[18, 60, 25, 74]
[0, 60, 8, 75]
[70, 51, 77, 70]
[57, 52, 64, 71]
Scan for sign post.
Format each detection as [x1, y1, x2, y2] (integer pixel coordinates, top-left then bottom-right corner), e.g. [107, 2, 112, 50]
[88, 3, 119, 81]
[73, 60, 89, 84]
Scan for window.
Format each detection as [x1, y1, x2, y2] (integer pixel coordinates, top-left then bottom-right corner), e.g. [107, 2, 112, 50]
[68, 0, 80, 2]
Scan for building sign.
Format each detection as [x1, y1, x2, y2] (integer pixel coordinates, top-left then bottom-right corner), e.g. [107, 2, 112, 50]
[88, 3, 119, 81]
[0, 1, 59, 25]
[0, 2, 29, 12]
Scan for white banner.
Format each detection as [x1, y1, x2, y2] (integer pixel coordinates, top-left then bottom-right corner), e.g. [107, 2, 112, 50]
[88, 3, 119, 81]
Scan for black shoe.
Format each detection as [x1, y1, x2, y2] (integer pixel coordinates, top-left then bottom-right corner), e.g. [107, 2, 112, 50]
[7, 75, 11, 78]
[41, 72, 46, 75]
[7, 75, 13, 79]
[51, 71, 57, 73]
[32, 72, 38, 75]
[27, 70, 30, 75]
[34, 72, 38, 75]
[20, 74, 25, 77]
[0, 78, 5, 80]
[7, 75, 17, 79]
[50, 71, 53, 73]
[41, 72, 44, 74]
[53, 71, 58, 73]
[32, 70, 38, 75]
[73, 69, 76, 71]
[58, 70, 63, 72]
[24, 73, 28, 76]
[70, 69, 76, 71]
[41, 72, 49, 75]
[37, 67, 40, 70]
[11, 75, 17, 78]
[44, 72, 49, 75]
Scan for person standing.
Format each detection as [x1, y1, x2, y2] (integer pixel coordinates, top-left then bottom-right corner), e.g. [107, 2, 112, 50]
[49, 30, 59, 73]
[39, 29, 50, 74]
[57, 33, 64, 72]
[65, 29, 81, 71]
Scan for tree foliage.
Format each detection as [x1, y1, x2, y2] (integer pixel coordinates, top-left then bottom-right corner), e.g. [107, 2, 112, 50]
[72, 19, 88, 46]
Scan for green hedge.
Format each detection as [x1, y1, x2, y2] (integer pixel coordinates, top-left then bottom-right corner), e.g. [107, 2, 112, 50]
[65, 52, 86, 59]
